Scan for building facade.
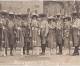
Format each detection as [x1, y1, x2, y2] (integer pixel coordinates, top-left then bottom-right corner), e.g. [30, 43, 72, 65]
[43, 1, 75, 16]
[0, 1, 80, 16]
[0, 1, 43, 14]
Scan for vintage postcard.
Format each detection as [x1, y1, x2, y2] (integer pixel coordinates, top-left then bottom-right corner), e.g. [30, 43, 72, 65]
[0, 0, 79, 66]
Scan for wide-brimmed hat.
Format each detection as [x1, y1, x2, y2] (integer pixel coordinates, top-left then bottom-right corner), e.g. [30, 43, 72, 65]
[63, 17, 71, 21]
[31, 14, 38, 19]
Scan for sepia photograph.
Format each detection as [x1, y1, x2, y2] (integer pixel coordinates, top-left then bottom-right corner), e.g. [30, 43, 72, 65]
[0, 0, 80, 66]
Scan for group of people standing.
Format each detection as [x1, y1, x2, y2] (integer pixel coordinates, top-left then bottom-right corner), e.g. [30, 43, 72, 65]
[0, 10, 80, 56]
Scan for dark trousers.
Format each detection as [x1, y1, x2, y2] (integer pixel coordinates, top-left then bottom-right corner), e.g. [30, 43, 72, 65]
[5, 47, 7, 55]
[23, 46, 25, 54]
[58, 44, 62, 54]
[41, 44, 46, 53]
[23, 42, 30, 55]
[73, 46, 79, 55]
[56, 30, 63, 54]
[10, 46, 13, 56]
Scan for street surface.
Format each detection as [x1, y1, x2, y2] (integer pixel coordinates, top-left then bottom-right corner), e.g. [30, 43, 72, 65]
[0, 48, 80, 66]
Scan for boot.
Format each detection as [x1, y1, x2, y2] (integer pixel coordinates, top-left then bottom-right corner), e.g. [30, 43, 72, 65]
[27, 49, 29, 55]
[5, 47, 7, 56]
[10, 47, 13, 56]
[40, 44, 45, 55]
[23, 47, 25, 55]
[72, 46, 79, 56]
[10, 51, 13, 56]
[40, 48, 45, 55]
[27, 42, 30, 55]
[57, 44, 62, 55]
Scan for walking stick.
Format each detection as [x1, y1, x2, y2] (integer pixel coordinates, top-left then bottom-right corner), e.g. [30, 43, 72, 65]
[68, 23, 73, 55]
[30, 23, 33, 55]
[68, 16, 73, 55]
[55, 27, 57, 54]
[68, 30, 71, 55]
[69, 17, 74, 55]
[56, 42, 57, 54]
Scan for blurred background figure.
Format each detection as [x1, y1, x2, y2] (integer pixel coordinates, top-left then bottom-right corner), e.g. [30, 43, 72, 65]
[56, 15, 63, 55]
[72, 13, 80, 56]
[47, 16, 56, 55]
[31, 14, 40, 55]
[63, 16, 71, 55]
[8, 12, 16, 56]
[39, 14, 48, 55]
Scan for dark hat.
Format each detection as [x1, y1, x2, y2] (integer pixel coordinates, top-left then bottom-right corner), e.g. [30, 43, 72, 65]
[63, 17, 71, 21]
[0, 10, 8, 15]
[31, 14, 38, 19]
[55, 14, 61, 18]
[8, 12, 15, 18]
[15, 14, 22, 18]
[17, 14, 22, 17]
[39, 14, 47, 18]
[48, 16, 56, 22]
[48, 16, 53, 21]
[56, 15, 60, 18]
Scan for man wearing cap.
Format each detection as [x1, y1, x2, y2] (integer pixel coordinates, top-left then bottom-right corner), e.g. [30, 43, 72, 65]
[72, 13, 80, 56]
[39, 14, 48, 55]
[56, 15, 63, 55]
[63, 17, 72, 54]
[8, 13, 16, 56]
[23, 21, 31, 55]
[22, 14, 32, 55]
